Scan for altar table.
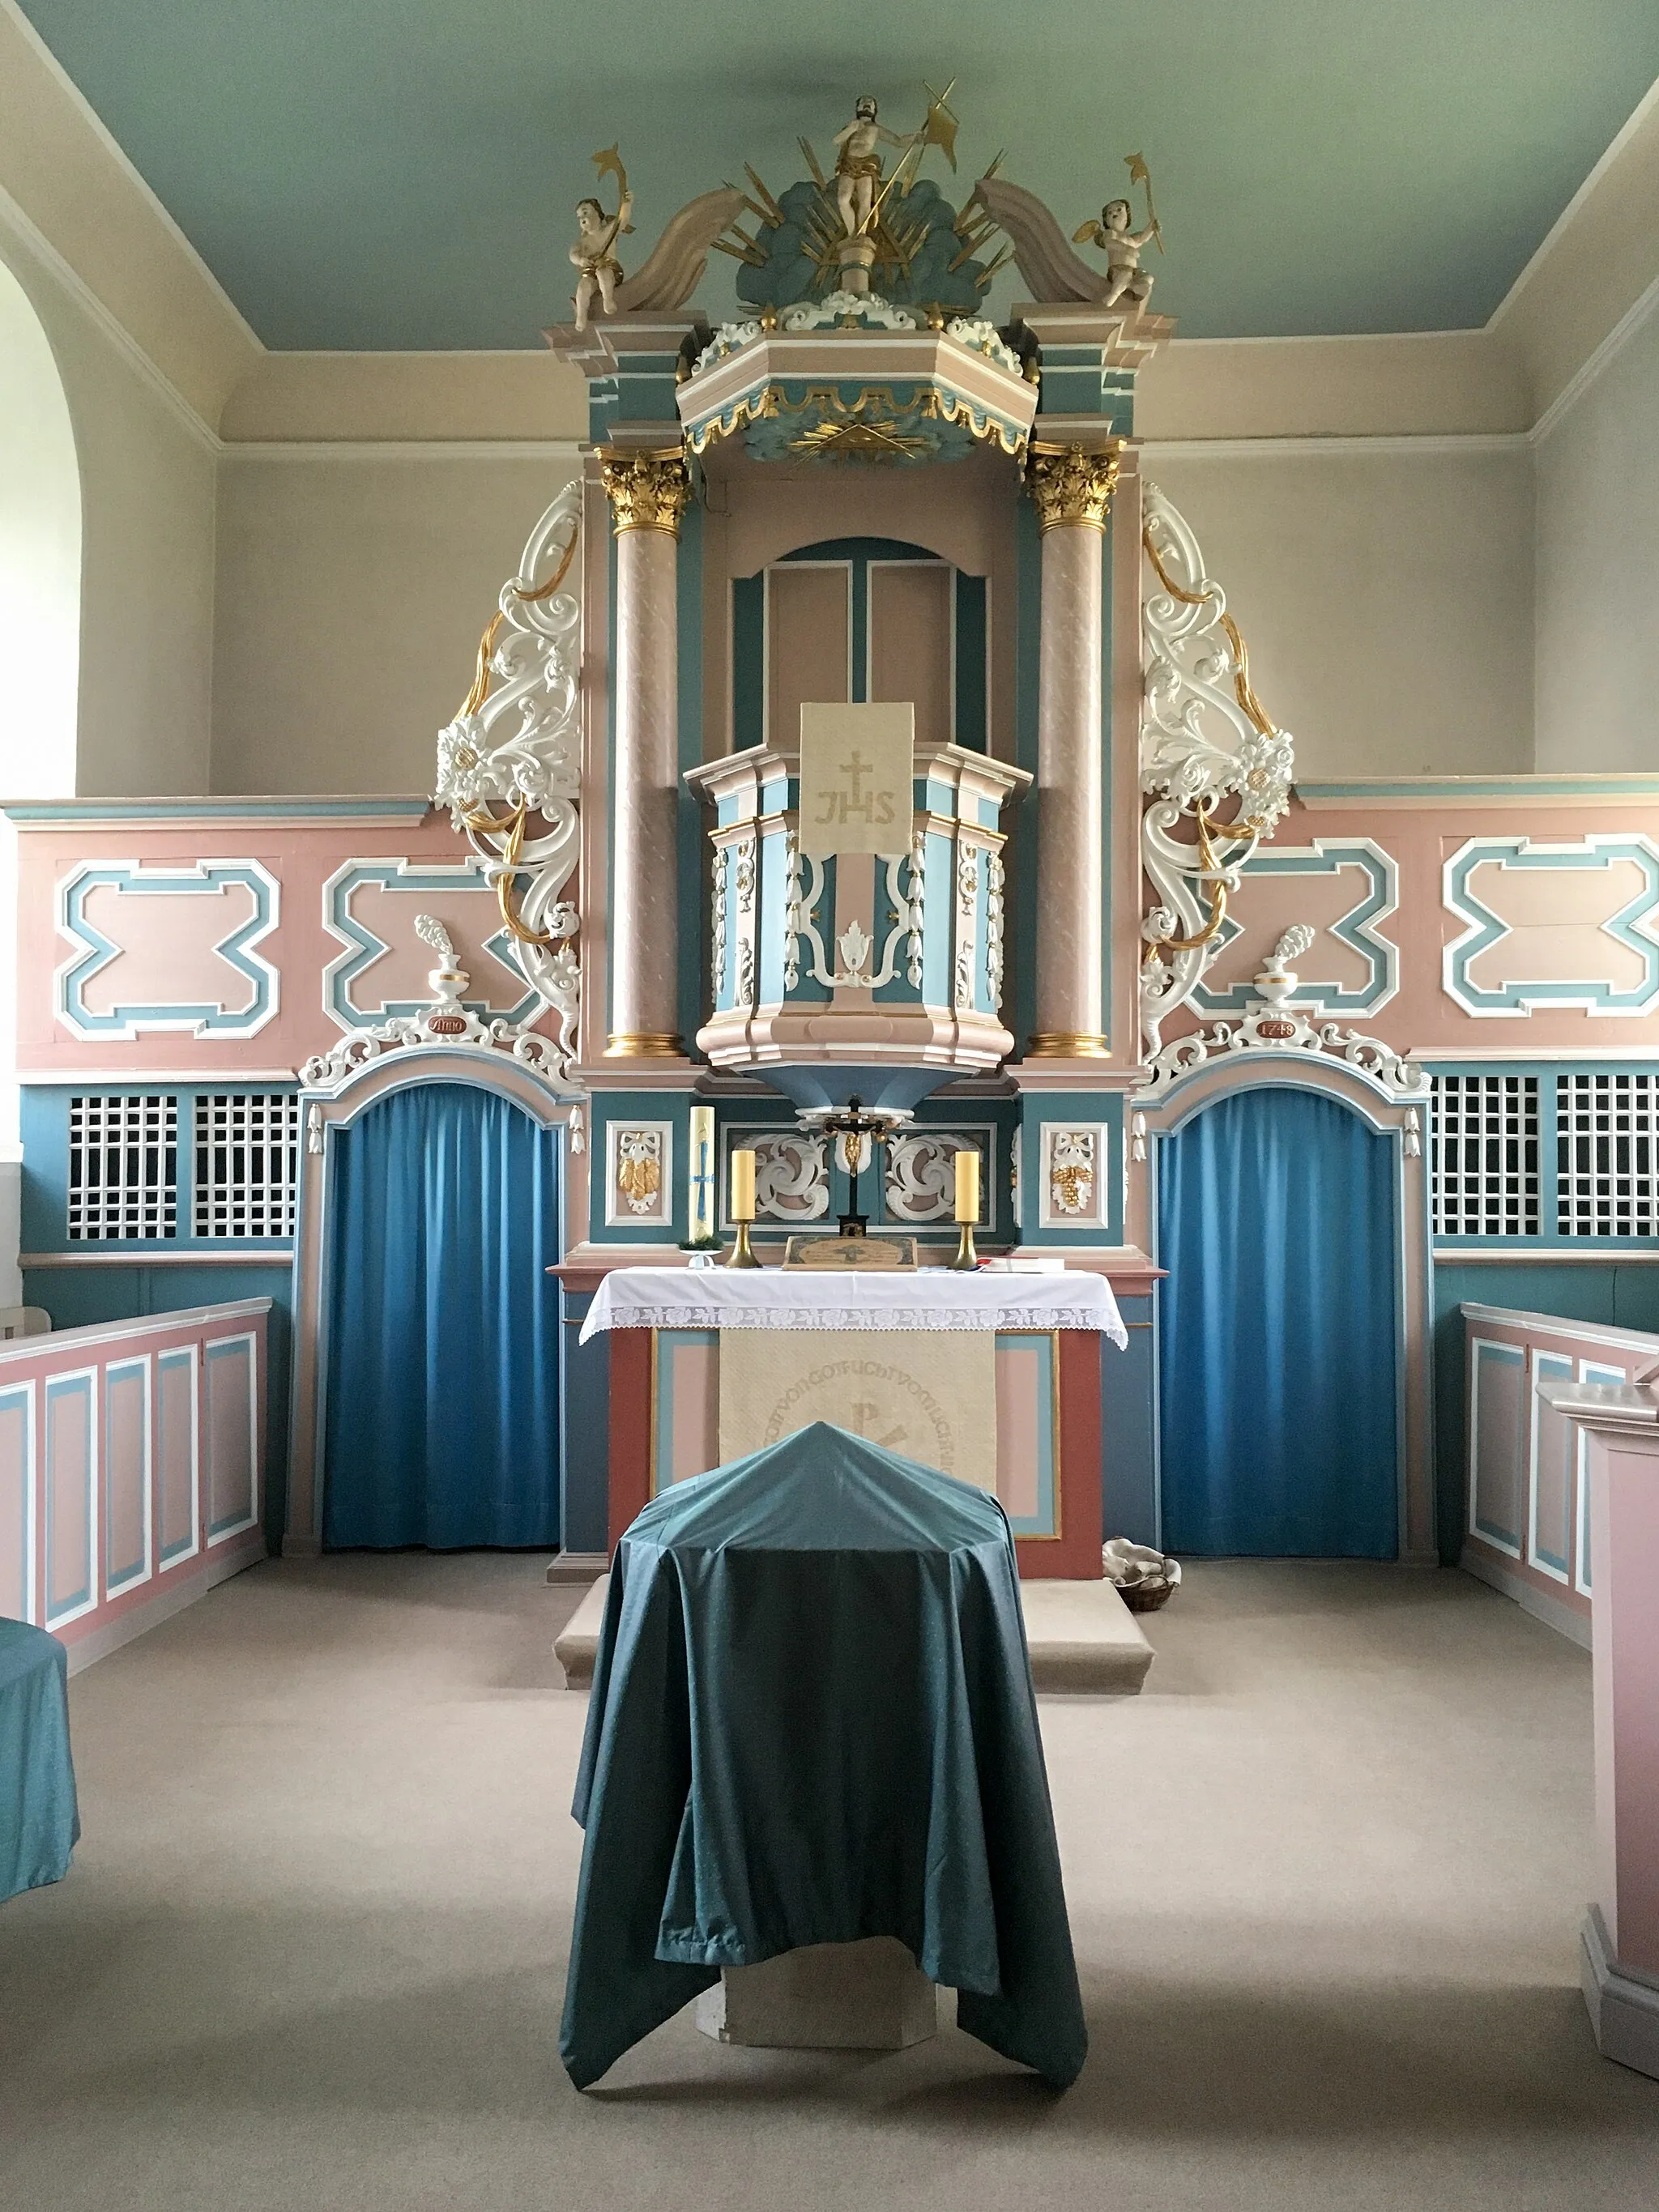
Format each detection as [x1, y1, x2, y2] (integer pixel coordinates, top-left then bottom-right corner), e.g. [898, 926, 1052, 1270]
[0, 1620, 79, 1902]
[558, 1424, 1088, 2091]
[579, 1268, 1126, 1578]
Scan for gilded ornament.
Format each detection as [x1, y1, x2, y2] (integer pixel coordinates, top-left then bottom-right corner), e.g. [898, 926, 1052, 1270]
[1026, 441, 1122, 532]
[597, 445, 692, 537]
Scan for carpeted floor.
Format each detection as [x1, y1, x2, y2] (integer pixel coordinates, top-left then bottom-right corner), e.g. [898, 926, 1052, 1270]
[2, 1554, 1657, 2210]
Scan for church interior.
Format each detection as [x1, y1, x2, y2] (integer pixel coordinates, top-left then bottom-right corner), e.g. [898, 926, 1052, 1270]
[4, 2, 1659, 2203]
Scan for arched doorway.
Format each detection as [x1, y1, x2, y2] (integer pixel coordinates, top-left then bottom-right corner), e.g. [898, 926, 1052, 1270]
[1157, 1083, 1401, 1558]
[318, 1078, 563, 1549]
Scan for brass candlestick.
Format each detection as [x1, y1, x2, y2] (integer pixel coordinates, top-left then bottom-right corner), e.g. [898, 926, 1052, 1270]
[725, 1218, 761, 1268]
[945, 1219, 979, 1271]
[724, 1147, 762, 1267]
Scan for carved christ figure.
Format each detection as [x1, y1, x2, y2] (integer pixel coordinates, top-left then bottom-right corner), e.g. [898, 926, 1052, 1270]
[1073, 198, 1158, 310]
[833, 96, 906, 236]
[570, 189, 633, 330]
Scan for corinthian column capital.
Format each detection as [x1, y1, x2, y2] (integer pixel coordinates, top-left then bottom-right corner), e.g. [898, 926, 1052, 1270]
[1026, 441, 1123, 534]
[598, 445, 692, 537]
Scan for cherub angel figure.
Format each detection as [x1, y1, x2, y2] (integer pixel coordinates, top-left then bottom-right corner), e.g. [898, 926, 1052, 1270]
[1073, 198, 1158, 310]
[833, 95, 907, 236]
[569, 173, 633, 331]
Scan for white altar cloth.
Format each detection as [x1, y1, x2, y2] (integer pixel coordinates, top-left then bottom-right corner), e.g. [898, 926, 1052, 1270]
[577, 1267, 1127, 1346]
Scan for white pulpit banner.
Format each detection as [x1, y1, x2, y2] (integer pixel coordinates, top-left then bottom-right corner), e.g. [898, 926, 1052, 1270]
[797, 701, 915, 859]
[717, 1328, 998, 1492]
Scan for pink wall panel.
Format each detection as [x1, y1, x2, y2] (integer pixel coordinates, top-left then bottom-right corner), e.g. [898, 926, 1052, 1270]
[767, 565, 851, 748]
[12, 808, 520, 1078]
[76, 881, 260, 1021]
[156, 1350, 198, 1566]
[667, 1340, 719, 1486]
[45, 1376, 94, 1626]
[994, 1342, 1042, 1521]
[205, 1339, 256, 1541]
[0, 1389, 32, 1623]
[0, 1307, 267, 1660]
[1168, 795, 1659, 1054]
[869, 565, 953, 749]
[104, 1361, 150, 1592]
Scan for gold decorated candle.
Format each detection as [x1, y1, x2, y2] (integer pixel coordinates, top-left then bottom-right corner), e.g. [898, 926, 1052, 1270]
[730, 1147, 757, 1222]
[953, 1147, 980, 1225]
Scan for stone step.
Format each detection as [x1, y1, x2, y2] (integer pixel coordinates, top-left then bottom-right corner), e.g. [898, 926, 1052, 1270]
[554, 1573, 1152, 1694]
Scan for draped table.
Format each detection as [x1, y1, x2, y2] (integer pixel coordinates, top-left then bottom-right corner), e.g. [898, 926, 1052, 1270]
[0, 1619, 79, 1902]
[578, 1267, 1127, 1578]
[559, 1425, 1089, 2091]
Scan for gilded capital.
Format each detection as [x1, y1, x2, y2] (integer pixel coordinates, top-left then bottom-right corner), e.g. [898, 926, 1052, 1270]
[1026, 441, 1122, 534]
[598, 445, 692, 537]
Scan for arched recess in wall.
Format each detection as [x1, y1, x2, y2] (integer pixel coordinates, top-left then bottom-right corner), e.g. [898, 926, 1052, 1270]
[0, 255, 80, 798]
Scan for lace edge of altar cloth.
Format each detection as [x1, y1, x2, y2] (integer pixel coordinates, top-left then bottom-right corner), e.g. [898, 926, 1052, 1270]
[576, 1268, 1128, 1349]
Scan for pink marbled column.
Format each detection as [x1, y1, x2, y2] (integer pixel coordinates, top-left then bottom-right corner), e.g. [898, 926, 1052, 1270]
[607, 522, 682, 1055]
[1031, 521, 1106, 1054]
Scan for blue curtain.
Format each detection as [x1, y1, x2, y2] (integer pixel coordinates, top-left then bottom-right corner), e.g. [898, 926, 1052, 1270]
[1158, 1085, 1399, 1559]
[322, 1082, 561, 1549]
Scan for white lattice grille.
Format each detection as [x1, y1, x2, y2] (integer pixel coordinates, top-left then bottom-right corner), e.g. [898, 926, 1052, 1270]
[1431, 1075, 1540, 1236]
[67, 1094, 178, 1241]
[193, 1093, 301, 1239]
[1558, 1074, 1659, 1238]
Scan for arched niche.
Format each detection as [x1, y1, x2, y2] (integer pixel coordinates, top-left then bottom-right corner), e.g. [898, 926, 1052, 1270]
[0, 254, 80, 799]
[1132, 1047, 1436, 1562]
[284, 1046, 583, 1551]
[729, 535, 987, 756]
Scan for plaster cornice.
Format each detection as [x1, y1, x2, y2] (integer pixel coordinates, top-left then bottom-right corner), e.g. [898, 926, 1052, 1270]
[0, 0, 258, 428]
[1487, 73, 1659, 421]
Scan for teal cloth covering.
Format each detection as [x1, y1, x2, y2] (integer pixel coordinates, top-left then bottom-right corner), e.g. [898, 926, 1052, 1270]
[561, 1424, 1087, 2091]
[0, 1619, 80, 1902]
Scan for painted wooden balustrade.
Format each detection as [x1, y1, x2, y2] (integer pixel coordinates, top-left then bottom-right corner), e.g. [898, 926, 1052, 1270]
[684, 743, 1030, 1080]
[0, 1299, 268, 1671]
[1461, 1300, 1659, 1645]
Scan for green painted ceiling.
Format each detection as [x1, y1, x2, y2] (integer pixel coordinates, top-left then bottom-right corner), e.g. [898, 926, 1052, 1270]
[17, 1, 1659, 349]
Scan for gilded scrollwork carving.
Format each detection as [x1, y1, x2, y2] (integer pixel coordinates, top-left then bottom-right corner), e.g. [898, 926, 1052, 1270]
[1139, 480, 1295, 1056]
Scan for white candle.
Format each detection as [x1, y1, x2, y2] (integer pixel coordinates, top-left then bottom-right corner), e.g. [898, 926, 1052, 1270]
[954, 1147, 980, 1225]
[731, 1148, 757, 1222]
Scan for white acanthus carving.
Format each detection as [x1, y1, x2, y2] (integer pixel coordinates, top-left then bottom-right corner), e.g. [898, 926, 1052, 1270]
[778, 291, 919, 332]
[750, 1133, 830, 1221]
[693, 318, 764, 373]
[944, 317, 1024, 374]
[710, 849, 728, 1004]
[734, 935, 756, 1014]
[885, 1132, 980, 1224]
[733, 833, 757, 914]
[953, 844, 981, 1015]
[433, 481, 583, 1076]
[1136, 1006, 1430, 1101]
[796, 850, 923, 991]
[906, 829, 926, 989]
[300, 914, 576, 1093]
[783, 829, 803, 991]
[1140, 481, 1296, 1058]
[838, 917, 872, 980]
[985, 850, 1006, 1012]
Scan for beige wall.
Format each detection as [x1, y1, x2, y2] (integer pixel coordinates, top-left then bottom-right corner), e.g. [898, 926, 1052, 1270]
[1144, 443, 1536, 778]
[1533, 307, 1659, 773]
[211, 451, 578, 794]
[0, 202, 216, 797]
